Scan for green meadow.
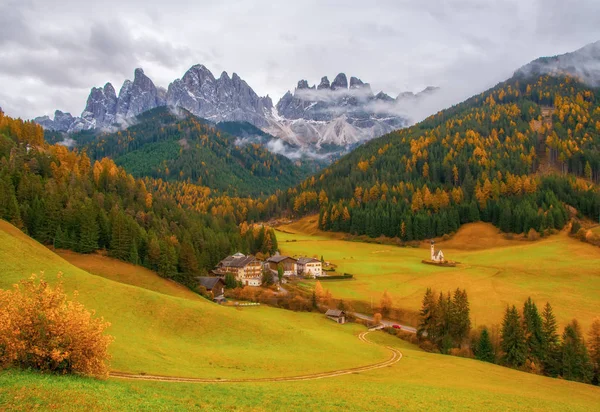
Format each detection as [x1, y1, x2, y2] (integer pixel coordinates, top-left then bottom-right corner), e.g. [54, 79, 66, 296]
[278, 222, 600, 330]
[0, 220, 387, 379]
[1, 335, 599, 411]
[1, 219, 599, 411]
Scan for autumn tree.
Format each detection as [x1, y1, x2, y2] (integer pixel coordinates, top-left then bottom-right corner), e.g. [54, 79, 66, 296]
[0, 274, 113, 378]
[373, 313, 382, 326]
[380, 290, 393, 317]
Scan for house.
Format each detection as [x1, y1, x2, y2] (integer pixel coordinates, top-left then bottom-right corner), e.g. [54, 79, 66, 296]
[297, 257, 322, 277]
[215, 253, 263, 286]
[325, 309, 346, 324]
[196, 276, 226, 297]
[266, 255, 297, 277]
[430, 240, 445, 263]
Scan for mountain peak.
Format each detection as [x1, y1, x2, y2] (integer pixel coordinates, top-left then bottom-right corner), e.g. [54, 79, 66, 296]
[331, 73, 348, 90]
[317, 76, 330, 90]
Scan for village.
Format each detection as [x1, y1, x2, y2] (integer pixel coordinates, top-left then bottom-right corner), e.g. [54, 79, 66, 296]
[195, 252, 326, 303]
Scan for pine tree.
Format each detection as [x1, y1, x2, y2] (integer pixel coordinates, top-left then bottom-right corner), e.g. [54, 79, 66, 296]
[179, 242, 200, 279]
[158, 240, 178, 279]
[477, 327, 495, 363]
[129, 242, 139, 265]
[541, 302, 560, 375]
[418, 288, 436, 340]
[147, 234, 161, 271]
[522, 297, 545, 363]
[451, 288, 471, 346]
[587, 317, 600, 385]
[501, 305, 527, 368]
[77, 201, 99, 254]
[110, 210, 132, 261]
[560, 320, 593, 383]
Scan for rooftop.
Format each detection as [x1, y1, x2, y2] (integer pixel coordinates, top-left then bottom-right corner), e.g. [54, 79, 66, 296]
[267, 255, 296, 263]
[325, 309, 345, 317]
[196, 276, 224, 290]
[297, 257, 320, 265]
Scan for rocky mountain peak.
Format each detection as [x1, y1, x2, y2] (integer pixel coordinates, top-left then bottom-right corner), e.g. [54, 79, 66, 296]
[317, 76, 330, 90]
[298, 80, 313, 90]
[349, 76, 364, 89]
[331, 73, 348, 90]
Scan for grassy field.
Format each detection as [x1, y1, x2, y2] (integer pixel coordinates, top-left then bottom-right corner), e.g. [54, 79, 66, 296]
[0, 220, 387, 379]
[1, 219, 600, 410]
[55, 249, 202, 301]
[278, 219, 600, 330]
[1, 334, 599, 411]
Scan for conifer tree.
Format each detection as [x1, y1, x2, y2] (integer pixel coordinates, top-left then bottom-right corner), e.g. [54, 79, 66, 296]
[560, 320, 593, 383]
[477, 327, 495, 363]
[501, 305, 527, 368]
[541, 302, 561, 375]
[522, 297, 545, 363]
[77, 201, 99, 254]
[110, 210, 132, 261]
[418, 288, 436, 340]
[587, 317, 600, 385]
[451, 288, 471, 345]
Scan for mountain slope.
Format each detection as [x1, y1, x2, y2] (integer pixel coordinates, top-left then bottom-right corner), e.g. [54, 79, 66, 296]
[283, 57, 600, 240]
[0, 219, 388, 378]
[68, 107, 314, 196]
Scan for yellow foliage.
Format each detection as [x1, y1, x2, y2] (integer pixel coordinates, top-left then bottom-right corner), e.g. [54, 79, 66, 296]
[0, 273, 113, 378]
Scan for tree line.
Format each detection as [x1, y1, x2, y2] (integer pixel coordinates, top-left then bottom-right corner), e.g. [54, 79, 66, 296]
[416, 287, 600, 386]
[0, 110, 277, 289]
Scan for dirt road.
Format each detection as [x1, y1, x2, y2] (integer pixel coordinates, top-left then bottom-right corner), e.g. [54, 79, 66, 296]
[110, 329, 401, 383]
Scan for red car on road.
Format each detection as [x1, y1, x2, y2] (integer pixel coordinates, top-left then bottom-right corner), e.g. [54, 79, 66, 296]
[392, 324, 402, 330]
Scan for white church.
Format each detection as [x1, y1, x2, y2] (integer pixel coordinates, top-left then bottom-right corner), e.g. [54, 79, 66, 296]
[430, 240, 445, 263]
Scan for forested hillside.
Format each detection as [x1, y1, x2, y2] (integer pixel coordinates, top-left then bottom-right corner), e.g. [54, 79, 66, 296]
[0, 110, 277, 287]
[51, 108, 313, 196]
[283, 74, 600, 239]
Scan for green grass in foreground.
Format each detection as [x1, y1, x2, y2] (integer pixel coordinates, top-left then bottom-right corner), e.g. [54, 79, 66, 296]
[0, 220, 386, 379]
[278, 227, 600, 330]
[1, 334, 599, 411]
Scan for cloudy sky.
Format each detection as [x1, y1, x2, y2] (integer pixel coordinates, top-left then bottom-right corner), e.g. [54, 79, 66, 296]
[1, 0, 600, 120]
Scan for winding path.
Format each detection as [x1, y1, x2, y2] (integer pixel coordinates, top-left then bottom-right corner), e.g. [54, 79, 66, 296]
[110, 329, 401, 383]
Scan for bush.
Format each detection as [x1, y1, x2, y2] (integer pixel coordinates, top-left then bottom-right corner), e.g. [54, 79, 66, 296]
[527, 228, 540, 241]
[0, 274, 113, 378]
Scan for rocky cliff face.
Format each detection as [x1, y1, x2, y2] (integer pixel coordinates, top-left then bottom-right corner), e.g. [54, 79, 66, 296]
[166, 65, 273, 127]
[270, 73, 424, 147]
[34, 66, 437, 152]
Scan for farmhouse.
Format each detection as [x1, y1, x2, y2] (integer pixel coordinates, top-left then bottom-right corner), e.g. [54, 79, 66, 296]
[215, 253, 263, 286]
[266, 254, 297, 277]
[196, 276, 225, 297]
[430, 241, 445, 263]
[325, 309, 346, 324]
[297, 257, 322, 277]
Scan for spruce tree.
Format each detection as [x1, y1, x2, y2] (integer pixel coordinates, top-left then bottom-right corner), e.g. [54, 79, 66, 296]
[451, 289, 471, 346]
[477, 327, 495, 363]
[560, 320, 593, 383]
[501, 305, 527, 368]
[77, 201, 99, 254]
[418, 288, 436, 340]
[541, 302, 561, 375]
[522, 297, 545, 363]
[110, 210, 132, 261]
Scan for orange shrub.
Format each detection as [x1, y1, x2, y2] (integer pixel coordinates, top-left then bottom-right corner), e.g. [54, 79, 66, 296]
[0, 273, 113, 378]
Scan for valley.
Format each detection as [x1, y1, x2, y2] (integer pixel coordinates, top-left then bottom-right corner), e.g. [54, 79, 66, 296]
[1, 220, 599, 411]
[277, 218, 600, 330]
[2, 26, 600, 411]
